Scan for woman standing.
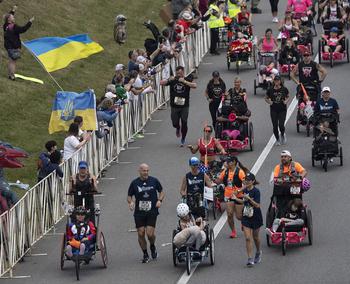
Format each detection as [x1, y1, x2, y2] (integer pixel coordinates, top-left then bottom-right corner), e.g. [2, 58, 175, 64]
[264, 75, 289, 146]
[204, 71, 226, 128]
[3, 5, 34, 80]
[232, 172, 263, 267]
[63, 123, 91, 160]
[216, 156, 248, 238]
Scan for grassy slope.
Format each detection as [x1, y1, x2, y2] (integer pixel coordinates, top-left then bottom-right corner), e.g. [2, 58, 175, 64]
[0, 0, 165, 185]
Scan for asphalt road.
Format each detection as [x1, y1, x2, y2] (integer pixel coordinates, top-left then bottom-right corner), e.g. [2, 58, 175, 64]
[4, 0, 350, 283]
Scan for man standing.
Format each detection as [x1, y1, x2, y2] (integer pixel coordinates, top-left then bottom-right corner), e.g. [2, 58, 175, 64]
[160, 66, 197, 146]
[37, 140, 57, 182]
[127, 164, 165, 263]
[205, 0, 225, 55]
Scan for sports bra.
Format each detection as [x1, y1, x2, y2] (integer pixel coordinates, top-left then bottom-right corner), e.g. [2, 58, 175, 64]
[262, 36, 275, 52]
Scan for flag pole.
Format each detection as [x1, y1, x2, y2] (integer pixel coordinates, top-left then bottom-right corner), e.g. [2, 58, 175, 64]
[22, 41, 64, 91]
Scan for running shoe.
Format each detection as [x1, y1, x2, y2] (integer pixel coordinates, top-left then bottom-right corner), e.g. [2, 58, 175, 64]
[246, 258, 255, 267]
[230, 229, 237, 238]
[150, 245, 158, 260]
[275, 139, 281, 146]
[281, 134, 287, 145]
[272, 17, 279, 23]
[176, 128, 180, 138]
[142, 252, 150, 263]
[180, 138, 185, 147]
[254, 251, 262, 264]
[134, 133, 144, 139]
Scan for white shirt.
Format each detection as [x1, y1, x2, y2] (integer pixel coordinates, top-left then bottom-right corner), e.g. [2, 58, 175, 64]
[63, 135, 80, 160]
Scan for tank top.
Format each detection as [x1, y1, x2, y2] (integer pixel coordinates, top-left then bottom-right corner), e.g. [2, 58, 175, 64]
[262, 36, 275, 52]
[198, 137, 216, 157]
[284, 23, 293, 30]
[298, 61, 319, 83]
[238, 12, 250, 23]
[74, 174, 94, 209]
[186, 171, 205, 196]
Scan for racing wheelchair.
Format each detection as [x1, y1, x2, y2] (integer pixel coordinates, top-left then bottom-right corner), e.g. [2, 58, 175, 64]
[254, 52, 279, 95]
[311, 112, 343, 171]
[60, 191, 107, 281]
[265, 176, 313, 255]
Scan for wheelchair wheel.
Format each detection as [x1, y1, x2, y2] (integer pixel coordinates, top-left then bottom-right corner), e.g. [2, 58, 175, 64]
[236, 60, 240, 74]
[296, 114, 300, 133]
[172, 230, 178, 267]
[75, 256, 80, 281]
[209, 229, 215, 265]
[346, 39, 349, 63]
[227, 57, 231, 70]
[211, 200, 217, 220]
[323, 156, 328, 172]
[266, 234, 271, 247]
[311, 147, 315, 167]
[318, 40, 322, 64]
[306, 209, 313, 245]
[306, 120, 310, 137]
[330, 52, 333, 68]
[248, 122, 254, 151]
[339, 146, 343, 166]
[281, 228, 287, 256]
[186, 247, 191, 275]
[99, 231, 108, 268]
[254, 79, 257, 95]
[253, 46, 257, 69]
[60, 233, 67, 270]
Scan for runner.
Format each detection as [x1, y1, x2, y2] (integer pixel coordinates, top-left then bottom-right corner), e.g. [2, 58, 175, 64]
[127, 163, 165, 263]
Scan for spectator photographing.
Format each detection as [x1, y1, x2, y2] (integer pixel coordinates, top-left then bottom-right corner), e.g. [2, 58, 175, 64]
[3, 5, 34, 80]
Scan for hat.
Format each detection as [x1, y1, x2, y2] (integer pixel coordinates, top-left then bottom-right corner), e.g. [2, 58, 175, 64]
[182, 11, 193, 20]
[244, 172, 256, 181]
[212, 71, 220, 77]
[105, 91, 117, 99]
[322, 86, 331, 93]
[138, 63, 145, 71]
[78, 161, 88, 169]
[137, 56, 147, 63]
[281, 150, 292, 157]
[273, 75, 281, 80]
[115, 64, 125, 71]
[330, 26, 338, 32]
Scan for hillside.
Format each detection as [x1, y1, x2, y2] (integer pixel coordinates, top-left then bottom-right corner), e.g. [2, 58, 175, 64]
[0, 0, 166, 185]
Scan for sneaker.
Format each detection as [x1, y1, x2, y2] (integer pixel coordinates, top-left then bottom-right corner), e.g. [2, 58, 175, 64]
[128, 138, 135, 143]
[134, 133, 144, 139]
[282, 134, 287, 145]
[246, 258, 255, 267]
[272, 17, 279, 23]
[150, 245, 158, 260]
[254, 251, 262, 264]
[180, 138, 185, 147]
[275, 139, 281, 146]
[142, 253, 150, 263]
[120, 147, 126, 151]
[176, 128, 180, 138]
[230, 229, 237, 238]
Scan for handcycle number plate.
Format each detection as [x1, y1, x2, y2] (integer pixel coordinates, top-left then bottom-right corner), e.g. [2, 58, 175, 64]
[204, 186, 214, 201]
[304, 104, 314, 119]
[290, 186, 301, 195]
[139, 201, 152, 211]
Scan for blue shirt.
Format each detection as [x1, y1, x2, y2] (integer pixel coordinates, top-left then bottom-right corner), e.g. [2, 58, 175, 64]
[315, 98, 339, 114]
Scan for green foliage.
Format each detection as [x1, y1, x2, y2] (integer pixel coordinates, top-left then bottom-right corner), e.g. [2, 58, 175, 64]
[0, 0, 166, 185]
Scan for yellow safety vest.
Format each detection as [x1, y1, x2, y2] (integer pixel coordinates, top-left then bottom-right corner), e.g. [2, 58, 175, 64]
[227, 1, 241, 18]
[208, 4, 225, 29]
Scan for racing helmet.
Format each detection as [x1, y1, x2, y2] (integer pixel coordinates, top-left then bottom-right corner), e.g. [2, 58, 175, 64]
[177, 203, 190, 218]
[189, 157, 200, 167]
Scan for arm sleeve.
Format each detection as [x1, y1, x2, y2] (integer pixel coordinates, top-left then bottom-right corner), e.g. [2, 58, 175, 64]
[14, 22, 32, 34]
[128, 181, 135, 197]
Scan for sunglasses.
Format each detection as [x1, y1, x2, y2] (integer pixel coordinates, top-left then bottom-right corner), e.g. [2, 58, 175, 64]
[303, 54, 311, 57]
[204, 130, 212, 133]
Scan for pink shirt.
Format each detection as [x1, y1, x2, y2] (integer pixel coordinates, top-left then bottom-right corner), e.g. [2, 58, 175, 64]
[287, 0, 312, 14]
[262, 37, 275, 52]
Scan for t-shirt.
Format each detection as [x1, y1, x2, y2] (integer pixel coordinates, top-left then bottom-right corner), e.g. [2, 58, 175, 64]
[266, 86, 289, 112]
[166, 75, 193, 108]
[128, 176, 163, 216]
[128, 61, 139, 73]
[288, 0, 312, 13]
[63, 136, 80, 160]
[315, 98, 339, 114]
[243, 187, 261, 217]
[273, 162, 305, 177]
[206, 79, 226, 101]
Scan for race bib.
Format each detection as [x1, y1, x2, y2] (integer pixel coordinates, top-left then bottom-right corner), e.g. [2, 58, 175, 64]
[174, 96, 186, 106]
[139, 201, 152, 211]
[301, 16, 308, 22]
[204, 186, 214, 201]
[290, 186, 301, 195]
[243, 205, 254, 217]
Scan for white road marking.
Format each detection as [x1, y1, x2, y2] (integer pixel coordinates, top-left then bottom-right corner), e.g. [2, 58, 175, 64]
[28, 253, 48, 256]
[0, 275, 31, 279]
[127, 147, 141, 150]
[202, 62, 213, 65]
[161, 243, 172, 247]
[144, 132, 157, 135]
[128, 229, 137, 232]
[151, 119, 163, 122]
[101, 177, 116, 180]
[118, 161, 133, 164]
[176, 53, 320, 284]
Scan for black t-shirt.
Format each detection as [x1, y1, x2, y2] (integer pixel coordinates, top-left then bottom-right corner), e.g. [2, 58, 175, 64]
[128, 176, 163, 216]
[266, 86, 289, 112]
[166, 75, 193, 108]
[206, 79, 226, 101]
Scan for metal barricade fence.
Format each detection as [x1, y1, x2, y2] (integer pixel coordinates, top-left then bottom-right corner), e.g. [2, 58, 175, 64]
[0, 22, 209, 277]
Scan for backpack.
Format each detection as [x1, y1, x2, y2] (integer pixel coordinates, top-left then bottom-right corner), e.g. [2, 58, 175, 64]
[114, 14, 127, 45]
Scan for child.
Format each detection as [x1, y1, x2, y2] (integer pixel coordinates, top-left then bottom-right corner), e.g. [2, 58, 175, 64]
[322, 26, 345, 53]
[272, 198, 305, 232]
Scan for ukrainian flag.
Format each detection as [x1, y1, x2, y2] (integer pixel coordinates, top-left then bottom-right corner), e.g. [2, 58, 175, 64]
[23, 34, 103, 72]
[49, 90, 97, 134]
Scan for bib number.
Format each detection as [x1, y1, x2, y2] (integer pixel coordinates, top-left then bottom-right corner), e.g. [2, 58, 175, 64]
[139, 201, 152, 211]
[174, 96, 186, 106]
[304, 104, 314, 119]
[290, 186, 301, 195]
[204, 186, 214, 201]
[243, 205, 254, 218]
[301, 16, 308, 22]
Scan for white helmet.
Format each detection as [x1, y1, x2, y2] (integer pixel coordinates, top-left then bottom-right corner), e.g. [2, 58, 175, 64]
[177, 203, 189, 218]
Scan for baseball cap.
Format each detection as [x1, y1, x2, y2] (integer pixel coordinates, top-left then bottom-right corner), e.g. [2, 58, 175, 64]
[212, 71, 220, 77]
[281, 150, 292, 157]
[78, 161, 88, 169]
[244, 172, 256, 181]
[322, 86, 331, 93]
[182, 11, 193, 20]
[136, 56, 147, 63]
[274, 75, 281, 80]
[330, 26, 338, 33]
[115, 64, 125, 71]
[105, 91, 117, 99]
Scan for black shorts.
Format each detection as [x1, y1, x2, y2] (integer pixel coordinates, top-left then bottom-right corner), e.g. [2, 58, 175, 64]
[7, 49, 21, 60]
[134, 214, 157, 228]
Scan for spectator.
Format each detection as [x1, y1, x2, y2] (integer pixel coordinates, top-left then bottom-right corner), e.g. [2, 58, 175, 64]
[128, 50, 139, 73]
[63, 123, 90, 160]
[172, 0, 191, 19]
[3, 5, 34, 80]
[73, 116, 85, 140]
[175, 11, 196, 42]
[37, 140, 57, 181]
[112, 64, 125, 84]
[96, 98, 120, 127]
[105, 83, 117, 94]
[38, 150, 63, 181]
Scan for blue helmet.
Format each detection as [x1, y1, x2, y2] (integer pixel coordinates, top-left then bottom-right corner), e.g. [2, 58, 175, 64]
[189, 157, 200, 166]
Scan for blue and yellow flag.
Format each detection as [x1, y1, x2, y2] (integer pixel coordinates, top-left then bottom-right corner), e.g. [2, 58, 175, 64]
[23, 34, 103, 72]
[49, 90, 97, 134]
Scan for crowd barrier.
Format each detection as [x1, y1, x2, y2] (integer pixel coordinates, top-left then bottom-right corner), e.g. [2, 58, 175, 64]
[0, 23, 210, 277]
